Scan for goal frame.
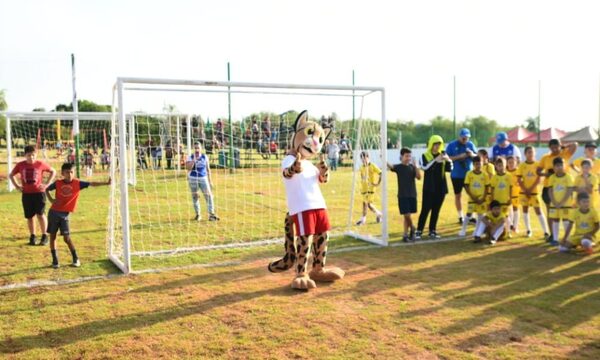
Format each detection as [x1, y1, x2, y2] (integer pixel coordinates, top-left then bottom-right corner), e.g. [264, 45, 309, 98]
[110, 77, 388, 274]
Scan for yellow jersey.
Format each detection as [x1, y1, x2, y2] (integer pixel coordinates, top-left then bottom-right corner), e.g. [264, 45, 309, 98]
[539, 149, 574, 187]
[572, 157, 600, 176]
[516, 160, 540, 194]
[571, 208, 599, 236]
[574, 173, 599, 206]
[548, 173, 574, 205]
[360, 162, 382, 192]
[483, 163, 496, 180]
[485, 211, 505, 225]
[490, 172, 512, 204]
[507, 168, 520, 198]
[464, 170, 488, 199]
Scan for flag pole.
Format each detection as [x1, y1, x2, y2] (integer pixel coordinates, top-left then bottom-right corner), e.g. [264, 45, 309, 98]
[537, 80, 541, 147]
[71, 53, 80, 177]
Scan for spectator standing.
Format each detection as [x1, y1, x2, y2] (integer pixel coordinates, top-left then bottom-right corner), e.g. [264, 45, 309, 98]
[445, 128, 477, 224]
[492, 132, 522, 162]
[327, 139, 340, 171]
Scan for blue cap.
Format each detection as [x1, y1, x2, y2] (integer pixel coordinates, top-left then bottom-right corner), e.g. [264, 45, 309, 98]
[459, 128, 471, 138]
[496, 132, 508, 144]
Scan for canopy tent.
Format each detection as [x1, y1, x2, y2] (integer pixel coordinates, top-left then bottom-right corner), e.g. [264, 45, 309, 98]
[520, 127, 567, 143]
[561, 126, 598, 143]
[488, 127, 533, 144]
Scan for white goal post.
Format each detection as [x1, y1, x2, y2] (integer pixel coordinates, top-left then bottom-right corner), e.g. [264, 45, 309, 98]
[109, 77, 388, 274]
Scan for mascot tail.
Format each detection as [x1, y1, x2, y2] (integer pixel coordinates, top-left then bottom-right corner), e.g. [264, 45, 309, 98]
[268, 213, 297, 272]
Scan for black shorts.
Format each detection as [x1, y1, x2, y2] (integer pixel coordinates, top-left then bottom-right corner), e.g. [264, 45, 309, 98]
[451, 177, 465, 195]
[22, 193, 46, 219]
[47, 209, 70, 235]
[541, 187, 551, 205]
[398, 197, 417, 215]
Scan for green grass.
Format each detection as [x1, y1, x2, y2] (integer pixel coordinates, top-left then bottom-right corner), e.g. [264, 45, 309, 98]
[1, 149, 599, 358]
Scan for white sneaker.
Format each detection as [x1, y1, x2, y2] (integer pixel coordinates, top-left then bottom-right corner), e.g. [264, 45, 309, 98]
[526, 230, 532, 238]
[71, 260, 81, 268]
[458, 230, 466, 237]
[490, 239, 497, 245]
[355, 219, 365, 226]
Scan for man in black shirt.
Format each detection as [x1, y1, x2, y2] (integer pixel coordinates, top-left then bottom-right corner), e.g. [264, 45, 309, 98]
[388, 147, 421, 241]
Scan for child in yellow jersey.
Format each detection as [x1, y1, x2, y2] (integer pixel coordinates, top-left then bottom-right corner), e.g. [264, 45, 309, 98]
[570, 143, 600, 176]
[490, 157, 512, 219]
[478, 149, 495, 205]
[517, 146, 550, 238]
[506, 155, 521, 234]
[356, 151, 382, 225]
[574, 159, 600, 208]
[473, 200, 506, 245]
[547, 157, 575, 246]
[560, 192, 598, 255]
[460, 156, 489, 237]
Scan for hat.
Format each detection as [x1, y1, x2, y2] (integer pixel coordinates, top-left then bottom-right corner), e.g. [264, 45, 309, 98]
[459, 128, 471, 138]
[496, 132, 508, 144]
[584, 142, 598, 149]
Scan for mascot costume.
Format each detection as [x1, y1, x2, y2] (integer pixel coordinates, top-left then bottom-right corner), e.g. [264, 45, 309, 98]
[268, 110, 345, 290]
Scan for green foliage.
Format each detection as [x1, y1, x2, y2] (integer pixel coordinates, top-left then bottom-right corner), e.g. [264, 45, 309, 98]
[524, 116, 539, 133]
[54, 99, 111, 112]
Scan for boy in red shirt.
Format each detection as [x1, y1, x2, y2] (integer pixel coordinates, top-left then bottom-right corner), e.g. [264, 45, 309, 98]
[45, 163, 110, 268]
[9, 145, 57, 245]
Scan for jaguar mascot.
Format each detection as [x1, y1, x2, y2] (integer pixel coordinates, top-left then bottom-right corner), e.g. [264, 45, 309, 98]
[268, 110, 345, 290]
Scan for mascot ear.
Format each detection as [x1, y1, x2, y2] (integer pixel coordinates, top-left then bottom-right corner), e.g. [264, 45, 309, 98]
[294, 110, 309, 131]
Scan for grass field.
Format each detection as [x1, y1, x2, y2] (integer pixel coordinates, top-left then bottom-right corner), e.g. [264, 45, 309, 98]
[1, 152, 599, 359]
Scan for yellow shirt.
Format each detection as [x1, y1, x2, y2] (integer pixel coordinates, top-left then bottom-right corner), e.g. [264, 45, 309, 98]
[548, 173, 574, 206]
[483, 163, 496, 180]
[571, 208, 599, 236]
[516, 160, 540, 194]
[507, 168, 520, 198]
[539, 149, 574, 187]
[464, 170, 488, 200]
[572, 157, 600, 176]
[485, 211, 505, 225]
[490, 172, 512, 204]
[360, 162, 382, 192]
[574, 173, 599, 206]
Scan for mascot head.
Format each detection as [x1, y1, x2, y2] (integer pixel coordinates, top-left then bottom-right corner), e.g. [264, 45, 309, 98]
[289, 110, 331, 159]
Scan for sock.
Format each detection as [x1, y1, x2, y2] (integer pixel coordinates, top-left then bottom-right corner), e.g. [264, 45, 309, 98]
[538, 213, 549, 234]
[51, 250, 58, 264]
[458, 210, 464, 219]
[375, 210, 382, 217]
[562, 221, 571, 240]
[493, 224, 505, 240]
[552, 221, 559, 241]
[523, 212, 531, 231]
[474, 221, 486, 237]
[360, 216, 366, 222]
[513, 210, 520, 232]
[71, 249, 78, 262]
[473, 215, 484, 236]
[461, 215, 469, 233]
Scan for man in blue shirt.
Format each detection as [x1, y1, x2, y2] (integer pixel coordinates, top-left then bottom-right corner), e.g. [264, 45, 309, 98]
[446, 128, 477, 224]
[492, 132, 522, 162]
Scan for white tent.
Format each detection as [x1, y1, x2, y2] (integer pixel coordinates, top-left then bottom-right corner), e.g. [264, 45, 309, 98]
[562, 126, 598, 143]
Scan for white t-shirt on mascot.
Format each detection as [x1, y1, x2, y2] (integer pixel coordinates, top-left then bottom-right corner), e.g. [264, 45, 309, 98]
[281, 155, 327, 215]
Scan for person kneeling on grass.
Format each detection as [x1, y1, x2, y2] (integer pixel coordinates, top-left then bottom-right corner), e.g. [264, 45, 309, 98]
[45, 163, 111, 269]
[473, 200, 507, 245]
[559, 192, 598, 255]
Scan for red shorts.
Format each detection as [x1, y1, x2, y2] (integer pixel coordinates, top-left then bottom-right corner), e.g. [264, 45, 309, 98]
[291, 209, 331, 236]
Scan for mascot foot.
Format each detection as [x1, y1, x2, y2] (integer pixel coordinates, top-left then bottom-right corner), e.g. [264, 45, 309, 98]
[268, 262, 292, 273]
[291, 275, 317, 290]
[309, 267, 345, 282]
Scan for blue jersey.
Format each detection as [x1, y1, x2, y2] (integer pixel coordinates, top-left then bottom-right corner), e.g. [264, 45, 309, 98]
[446, 140, 477, 179]
[492, 143, 521, 161]
[187, 153, 208, 178]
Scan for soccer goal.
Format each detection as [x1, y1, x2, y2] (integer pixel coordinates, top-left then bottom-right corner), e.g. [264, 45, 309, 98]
[3, 111, 112, 192]
[107, 77, 388, 274]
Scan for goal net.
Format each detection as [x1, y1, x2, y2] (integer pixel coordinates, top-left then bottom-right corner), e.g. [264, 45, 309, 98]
[4, 112, 112, 192]
[108, 78, 387, 274]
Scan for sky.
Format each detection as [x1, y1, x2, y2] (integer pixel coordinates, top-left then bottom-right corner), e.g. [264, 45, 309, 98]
[1, 0, 600, 131]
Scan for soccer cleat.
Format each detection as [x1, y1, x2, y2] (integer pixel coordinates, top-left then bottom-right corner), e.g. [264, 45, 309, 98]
[510, 225, 515, 231]
[584, 247, 594, 255]
[414, 231, 422, 240]
[376, 215, 382, 224]
[544, 233, 552, 242]
[52, 263, 60, 269]
[473, 236, 482, 244]
[402, 235, 410, 243]
[526, 230, 532, 238]
[29, 235, 36, 246]
[458, 230, 466, 237]
[39, 234, 48, 246]
[71, 260, 81, 267]
[458, 217, 464, 225]
[558, 245, 570, 253]
[409, 228, 416, 241]
[489, 239, 497, 245]
[548, 240, 559, 247]
[355, 219, 365, 226]
[469, 218, 477, 224]
[208, 214, 220, 221]
[193, 214, 200, 221]
[429, 231, 441, 240]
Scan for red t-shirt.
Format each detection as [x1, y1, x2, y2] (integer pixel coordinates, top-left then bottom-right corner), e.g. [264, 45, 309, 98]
[47, 179, 90, 213]
[10, 160, 53, 194]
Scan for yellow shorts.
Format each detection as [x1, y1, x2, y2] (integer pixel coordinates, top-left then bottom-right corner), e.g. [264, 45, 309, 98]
[361, 192, 375, 203]
[519, 193, 541, 207]
[467, 201, 487, 214]
[548, 207, 572, 220]
[511, 196, 519, 207]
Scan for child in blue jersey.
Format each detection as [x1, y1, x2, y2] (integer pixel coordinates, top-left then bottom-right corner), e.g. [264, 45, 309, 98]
[185, 142, 219, 221]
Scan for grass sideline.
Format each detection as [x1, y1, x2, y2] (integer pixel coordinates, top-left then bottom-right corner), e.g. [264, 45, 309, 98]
[1, 151, 599, 358]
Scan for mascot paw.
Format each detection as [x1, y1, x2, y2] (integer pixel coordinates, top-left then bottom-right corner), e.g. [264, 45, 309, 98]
[291, 275, 317, 290]
[309, 267, 345, 282]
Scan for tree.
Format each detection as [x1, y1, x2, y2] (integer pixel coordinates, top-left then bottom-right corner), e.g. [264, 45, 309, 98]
[0, 89, 7, 140]
[54, 99, 111, 112]
[524, 117, 539, 133]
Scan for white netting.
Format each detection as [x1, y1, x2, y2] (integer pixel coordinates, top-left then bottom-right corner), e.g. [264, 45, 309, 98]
[108, 79, 386, 272]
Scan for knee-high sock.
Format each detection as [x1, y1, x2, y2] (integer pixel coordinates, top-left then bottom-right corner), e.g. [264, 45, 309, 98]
[523, 212, 531, 231]
[538, 213, 549, 234]
[474, 221, 487, 237]
[492, 223, 505, 240]
[512, 209, 520, 232]
[552, 221, 560, 241]
[461, 214, 470, 234]
[472, 215, 485, 236]
[562, 220, 571, 240]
